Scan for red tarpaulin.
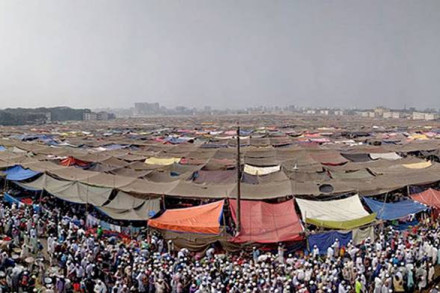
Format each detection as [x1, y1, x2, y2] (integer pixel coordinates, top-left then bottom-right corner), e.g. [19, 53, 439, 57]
[60, 157, 89, 167]
[148, 200, 224, 234]
[411, 188, 440, 209]
[20, 198, 33, 205]
[229, 199, 303, 243]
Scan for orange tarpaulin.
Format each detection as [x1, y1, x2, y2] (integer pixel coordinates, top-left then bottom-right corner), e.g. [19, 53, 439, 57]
[411, 188, 440, 209]
[148, 200, 224, 234]
[60, 157, 89, 167]
[229, 199, 303, 243]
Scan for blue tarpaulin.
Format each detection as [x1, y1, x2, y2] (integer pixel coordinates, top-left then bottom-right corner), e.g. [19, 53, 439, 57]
[4, 165, 40, 181]
[3, 192, 40, 213]
[308, 231, 352, 254]
[0, 146, 6, 151]
[166, 137, 188, 144]
[363, 197, 428, 221]
[4, 192, 22, 206]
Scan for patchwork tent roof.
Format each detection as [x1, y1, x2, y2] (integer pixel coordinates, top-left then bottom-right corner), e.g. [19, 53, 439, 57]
[0, 126, 440, 201]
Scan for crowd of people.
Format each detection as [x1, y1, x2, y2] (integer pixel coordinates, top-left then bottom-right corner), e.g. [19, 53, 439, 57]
[0, 194, 440, 292]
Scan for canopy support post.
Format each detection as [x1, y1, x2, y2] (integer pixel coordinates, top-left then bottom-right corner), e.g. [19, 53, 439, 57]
[236, 122, 241, 233]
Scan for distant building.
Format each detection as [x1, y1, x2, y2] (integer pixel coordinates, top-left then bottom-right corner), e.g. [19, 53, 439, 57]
[374, 107, 387, 116]
[381, 111, 401, 119]
[412, 112, 426, 120]
[383, 112, 392, 119]
[134, 102, 160, 116]
[368, 112, 375, 118]
[412, 112, 439, 121]
[319, 110, 329, 115]
[424, 113, 439, 121]
[334, 110, 344, 116]
[97, 111, 109, 121]
[83, 112, 98, 121]
[391, 112, 400, 119]
[44, 112, 52, 123]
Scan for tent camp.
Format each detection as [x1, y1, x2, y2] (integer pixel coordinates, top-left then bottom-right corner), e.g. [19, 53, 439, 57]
[363, 197, 428, 221]
[229, 199, 303, 243]
[148, 200, 224, 234]
[296, 195, 375, 229]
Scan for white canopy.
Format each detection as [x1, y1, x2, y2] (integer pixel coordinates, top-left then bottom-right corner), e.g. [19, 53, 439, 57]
[369, 152, 401, 160]
[296, 195, 370, 222]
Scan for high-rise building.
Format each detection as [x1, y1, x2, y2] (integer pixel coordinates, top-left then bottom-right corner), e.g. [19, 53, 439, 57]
[134, 103, 160, 116]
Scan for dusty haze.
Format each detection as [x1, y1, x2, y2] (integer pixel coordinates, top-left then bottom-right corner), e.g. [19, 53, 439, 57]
[0, 0, 439, 109]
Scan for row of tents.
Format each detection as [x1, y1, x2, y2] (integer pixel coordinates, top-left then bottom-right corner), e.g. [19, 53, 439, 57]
[2, 164, 440, 225]
[145, 189, 440, 250]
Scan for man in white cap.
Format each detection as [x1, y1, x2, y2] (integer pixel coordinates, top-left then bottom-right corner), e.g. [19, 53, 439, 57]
[327, 245, 334, 261]
[312, 245, 320, 259]
[93, 279, 106, 293]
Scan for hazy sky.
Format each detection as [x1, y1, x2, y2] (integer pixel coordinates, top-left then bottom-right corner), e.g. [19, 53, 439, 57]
[1, 1, 439, 110]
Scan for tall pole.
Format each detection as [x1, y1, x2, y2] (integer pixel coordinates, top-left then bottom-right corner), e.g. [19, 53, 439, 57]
[236, 122, 241, 233]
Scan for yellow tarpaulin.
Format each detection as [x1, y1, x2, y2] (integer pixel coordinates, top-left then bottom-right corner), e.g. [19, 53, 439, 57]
[409, 134, 428, 140]
[306, 213, 376, 230]
[403, 161, 432, 169]
[145, 157, 181, 165]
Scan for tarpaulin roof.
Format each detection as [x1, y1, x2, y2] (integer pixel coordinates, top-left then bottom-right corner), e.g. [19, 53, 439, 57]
[18, 173, 112, 205]
[330, 169, 374, 180]
[340, 153, 371, 163]
[145, 157, 181, 165]
[402, 161, 432, 169]
[411, 188, 440, 209]
[60, 157, 89, 167]
[229, 199, 303, 243]
[193, 170, 236, 184]
[369, 152, 401, 160]
[148, 200, 224, 234]
[296, 195, 375, 229]
[4, 165, 40, 181]
[98, 199, 161, 221]
[310, 151, 348, 166]
[363, 197, 428, 220]
[103, 191, 153, 210]
[243, 164, 280, 175]
[18, 174, 157, 213]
